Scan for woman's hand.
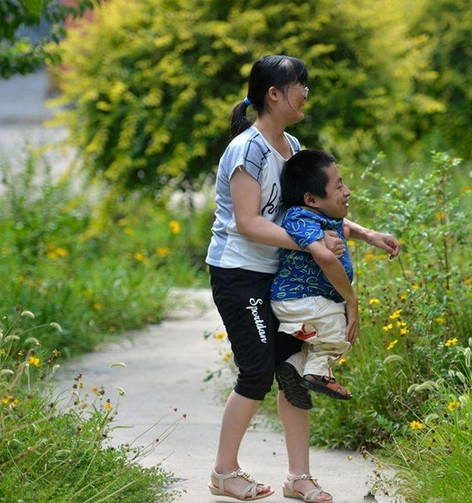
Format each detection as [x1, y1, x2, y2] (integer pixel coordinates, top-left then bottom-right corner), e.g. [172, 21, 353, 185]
[343, 220, 401, 259]
[324, 230, 344, 258]
[365, 231, 401, 259]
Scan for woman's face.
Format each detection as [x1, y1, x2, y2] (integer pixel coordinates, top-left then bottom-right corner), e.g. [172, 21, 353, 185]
[281, 82, 308, 124]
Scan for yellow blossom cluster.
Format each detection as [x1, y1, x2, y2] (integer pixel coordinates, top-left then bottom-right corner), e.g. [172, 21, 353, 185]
[46, 244, 68, 260]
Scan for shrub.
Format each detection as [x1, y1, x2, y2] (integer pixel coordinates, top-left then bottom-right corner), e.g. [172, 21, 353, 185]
[0, 306, 179, 503]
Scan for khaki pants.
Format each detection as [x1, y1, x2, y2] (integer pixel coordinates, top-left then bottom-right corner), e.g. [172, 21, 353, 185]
[271, 296, 352, 378]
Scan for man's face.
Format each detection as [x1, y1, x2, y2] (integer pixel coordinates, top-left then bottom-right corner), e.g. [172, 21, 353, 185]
[314, 163, 351, 219]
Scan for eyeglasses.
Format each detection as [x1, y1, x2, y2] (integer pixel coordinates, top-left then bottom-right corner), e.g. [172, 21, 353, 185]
[289, 86, 309, 98]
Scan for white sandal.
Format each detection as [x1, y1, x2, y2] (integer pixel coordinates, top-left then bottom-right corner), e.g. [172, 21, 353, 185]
[208, 468, 274, 500]
[282, 473, 333, 502]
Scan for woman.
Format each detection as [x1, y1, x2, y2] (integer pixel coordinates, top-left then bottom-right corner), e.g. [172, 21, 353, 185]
[205, 55, 400, 502]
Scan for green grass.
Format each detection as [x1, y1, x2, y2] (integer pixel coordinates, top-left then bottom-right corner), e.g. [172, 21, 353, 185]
[0, 308, 180, 503]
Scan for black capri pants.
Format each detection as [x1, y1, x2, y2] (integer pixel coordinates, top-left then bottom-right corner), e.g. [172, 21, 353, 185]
[209, 265, 303, 401]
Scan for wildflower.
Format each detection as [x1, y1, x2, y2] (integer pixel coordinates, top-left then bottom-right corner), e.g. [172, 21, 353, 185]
[383, 323, 393, 332]
[55, 247, 68, 257]
[410, 420, 424, 430]
[445, 337, 458, 347]
[389, 309, 402, 320]
[465, 277, 472, 286]
[387, 339, 398, 350]
[447, 400, 460, 412]
[364, 251, 374, 262]
[411, 284, 419, 290]
[400, 327, 409, 336]
[400, 292, 408, 301]
[222, 351, 232, 362]
[435, 317, 445, 324]
[214, 331, 227, 340]
[92, 386, 99, 394]
[93, 302, 102, 311]
[104, 399, 112, 411]
[369, 298, 381, 305]
[2, 395, 13, 404]
[347, 240, 355, 248]
[156, 246, 170, 258]
[28, 356, 40, 367]
[123, 227, 135, 235]
[338, 357, 347, 366]
[53, 348, 60, 358]
[169, 220, 181, 234]
[133, 251, 146, 262]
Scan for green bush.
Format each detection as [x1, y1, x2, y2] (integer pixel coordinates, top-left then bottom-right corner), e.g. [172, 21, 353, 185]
[0, 307, 179, 503]
[0, 149, 209, 357]
[48, 0, 440, 207]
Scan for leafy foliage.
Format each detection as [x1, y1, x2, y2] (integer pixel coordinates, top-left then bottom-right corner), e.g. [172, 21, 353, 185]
[0, 148, 209, 357]
[49, 0, 441, 205]
[0, 307, 179, 503]
[0, 0, 101, 78]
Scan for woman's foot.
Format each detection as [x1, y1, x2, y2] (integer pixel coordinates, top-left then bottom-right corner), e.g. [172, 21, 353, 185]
[209, 467, 274, 500]
[283, 473, 333, 502]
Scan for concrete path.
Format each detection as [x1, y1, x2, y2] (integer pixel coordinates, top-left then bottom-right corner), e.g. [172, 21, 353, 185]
[58, 289, 392, 503]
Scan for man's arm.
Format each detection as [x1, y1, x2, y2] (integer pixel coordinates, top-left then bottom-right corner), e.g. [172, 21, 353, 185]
[307, 239, 359, 344]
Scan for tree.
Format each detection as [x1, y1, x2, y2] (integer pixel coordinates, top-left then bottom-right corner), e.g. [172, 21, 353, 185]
[49, 0, 438, 203]
[0, 0, 101, 79]
[407, 0, 472, 159]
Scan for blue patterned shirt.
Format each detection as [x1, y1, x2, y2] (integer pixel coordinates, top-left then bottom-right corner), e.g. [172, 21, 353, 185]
[270, 206, 353, 302]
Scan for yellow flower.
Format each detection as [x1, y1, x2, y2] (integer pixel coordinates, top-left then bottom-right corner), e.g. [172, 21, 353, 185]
[123, 227, 135, 235]
[55, 247, 68, 257]
[156, 246, 170, 258]
[447, 400, 460, 412]
[364, 251, 374, 262]
[389, 309, 402, 320]
[134, 251, 146, 262]
[387, 339, 398, 350]
[383, 323, 393, 332]
[169, 220, 181, 234]
[91, 386, 99, 394]
[445, 337, 458, 347]
[104, 400, 112, 411]
[410, 420, 424, 430]
[435, 317, 445, 324]
[28, 356, 40, 367]
[93, 302, 102, 311]
[338, 358, 347, 366]
[465, 277, 472, 286]
[400, 327, 409, 336]
[369, 298, 381, 305]
[400, 292, 408, 301]
[347, 240, 355, 248]
[411, 284, 420, 290]
[2, 395, 13, 405]
[222, 351, 232, 362]
[214, 331, 227, 340]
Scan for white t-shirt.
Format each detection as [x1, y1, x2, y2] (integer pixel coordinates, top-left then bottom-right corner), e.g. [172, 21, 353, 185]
[206, 126, 301, 273]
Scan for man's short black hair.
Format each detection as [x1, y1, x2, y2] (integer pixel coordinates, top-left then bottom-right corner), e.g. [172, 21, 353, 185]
[281, 149, 337, 208]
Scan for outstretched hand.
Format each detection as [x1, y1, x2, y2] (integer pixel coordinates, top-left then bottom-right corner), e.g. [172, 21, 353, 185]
[367, 231, 401, 259]
[342, 223, 401, 259]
